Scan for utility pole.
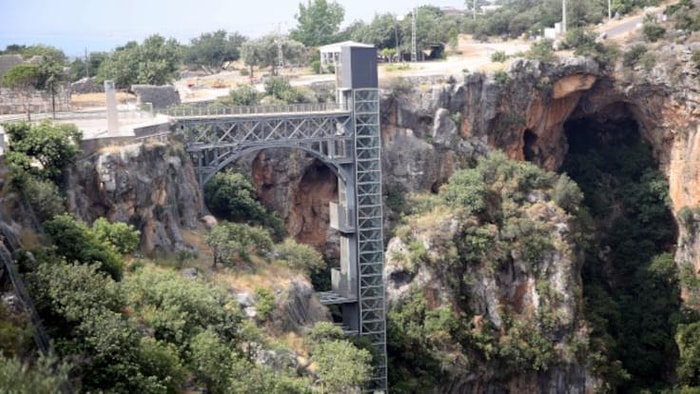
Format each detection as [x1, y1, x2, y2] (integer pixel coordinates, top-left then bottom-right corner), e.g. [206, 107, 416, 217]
[473, 0, 477, 20]
[84, 48, 89, 79]
[276, 23, 284, 73]
[562, 0, 567, 34]
[411, 7, 417, 62]
[608, 0, 612, 21]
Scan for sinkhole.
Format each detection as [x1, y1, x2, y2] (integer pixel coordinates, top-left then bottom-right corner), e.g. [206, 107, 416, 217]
[560, 105, 679, 391]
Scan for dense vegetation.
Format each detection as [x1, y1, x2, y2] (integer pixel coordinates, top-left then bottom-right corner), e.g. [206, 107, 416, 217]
[387, 151, 586, 391]
[561, 117, 683, 392]
[0, 122, 371, 392]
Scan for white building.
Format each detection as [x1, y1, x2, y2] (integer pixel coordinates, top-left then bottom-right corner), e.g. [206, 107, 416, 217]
[319, 41, 374, 73]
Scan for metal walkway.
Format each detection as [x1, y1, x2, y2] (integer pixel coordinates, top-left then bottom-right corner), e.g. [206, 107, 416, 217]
[172, 46, 387, 392]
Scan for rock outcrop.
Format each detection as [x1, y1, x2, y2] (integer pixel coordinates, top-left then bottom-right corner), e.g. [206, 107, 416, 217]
[66, 141, 202, 253]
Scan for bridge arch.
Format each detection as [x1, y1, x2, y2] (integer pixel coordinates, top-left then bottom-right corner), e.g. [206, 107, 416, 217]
[195, 143, 354, 187]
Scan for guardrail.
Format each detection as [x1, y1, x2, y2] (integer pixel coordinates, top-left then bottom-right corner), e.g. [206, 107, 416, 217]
[0, 109, 155, 123]
[165, 102, 348, 117]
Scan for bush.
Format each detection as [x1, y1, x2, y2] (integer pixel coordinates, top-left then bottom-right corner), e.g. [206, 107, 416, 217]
[692, 50, 700, 70]
[44, 214, 124, 280]
[254, 288, 275, 322]
[227, 83, 259, 106]
[22, 176, 65, 222]
[206, 222, 274, 266]
[311, 60, 321, 74]
[0, 354, 71, 393]
[527, 39, 556, 62]
[92, 217, 140, 255]
[263, 76, 310, 104]
[491, 50, 507, 63]
[274, 238, 325, 274]
[204, 171, 285, 240]
[493, 70, 509, 85]
[623, 44, 648, 67]
[643, 20, 666, 42]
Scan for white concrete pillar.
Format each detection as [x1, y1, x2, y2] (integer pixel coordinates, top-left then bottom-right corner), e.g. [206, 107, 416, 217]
[104, 80, 119, 135]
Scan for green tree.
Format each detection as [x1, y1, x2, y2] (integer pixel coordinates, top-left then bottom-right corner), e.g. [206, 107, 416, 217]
[123, 266, 243, 348]
[311, 338, 372, 393]
[2, 64, 41, 121]
[36, 50, 67, 119]
[290, 0, 345, 47]
[225, 83, 260, 106]
[205, 222, 273, 266]
[185, 30, 247, 70]
[21, 176, 66, 222]
[97, 34, 182, 88]
[274, 238, 325, 274]
[92, 218, 141, 255]
[263, 76, 311, 103]
[241, 34, 305, 77]
[0, 354, 71, 394]
[351, 13, 401, 50]
[204, 171, 285, 238]
[43, 214, 124, 280]
[68, 51, 108, 81]
[3, 121, 82, 184]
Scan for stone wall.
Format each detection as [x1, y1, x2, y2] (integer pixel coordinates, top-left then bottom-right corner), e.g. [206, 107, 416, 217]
[71, 77, 104, 94]
[0, 86, 71, 115]
[131, 85, 180, 110]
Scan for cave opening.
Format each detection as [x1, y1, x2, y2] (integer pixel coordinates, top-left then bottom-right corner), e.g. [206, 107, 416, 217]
[561, 107, 680, 391]
[522, 129, 538, 162]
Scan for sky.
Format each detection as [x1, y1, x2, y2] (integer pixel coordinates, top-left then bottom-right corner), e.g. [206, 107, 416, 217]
[0, 0, 466, 57]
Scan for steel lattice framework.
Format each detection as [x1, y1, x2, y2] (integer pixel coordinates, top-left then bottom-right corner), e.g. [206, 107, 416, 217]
[174, 90, 387, 392]
[177, 109, 354, 186]
[352, 88, 387, 391]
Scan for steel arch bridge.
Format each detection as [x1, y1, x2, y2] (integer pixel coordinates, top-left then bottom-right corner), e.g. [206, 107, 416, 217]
[172, 46, 387, 392]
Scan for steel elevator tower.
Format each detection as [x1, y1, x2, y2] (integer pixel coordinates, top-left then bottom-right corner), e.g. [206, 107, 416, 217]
[173, 45, 387, 392]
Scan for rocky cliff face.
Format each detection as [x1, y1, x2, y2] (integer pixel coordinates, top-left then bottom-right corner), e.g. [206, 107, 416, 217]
[243, 52, 699, 391]
[55, 46, 700, 392]
[66, 141, 202, 253]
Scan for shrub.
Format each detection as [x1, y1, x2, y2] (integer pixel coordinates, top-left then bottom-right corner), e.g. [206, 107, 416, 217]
[204, 171, 285, 240]
[0, 354, 71, 393]
[527, 39, 556, 62]
[254, 288, 275, 322]
[44, 214, 124, 280]
[623, 44, 648, 67]
[92, 217, 140, 255]
[227, 83, 259, 106]
[311, 60, 321, 74]
[643, 20, 666, 42]
[491, 50, 508, 63]
[692, 50, 700, 70]
[274, 238, 325, 274]
[493, 70, 509, 85]
[22, 176, 65, 222]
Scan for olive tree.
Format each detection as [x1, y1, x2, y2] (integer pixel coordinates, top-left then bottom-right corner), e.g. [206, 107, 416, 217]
[2, 64, 40, 120]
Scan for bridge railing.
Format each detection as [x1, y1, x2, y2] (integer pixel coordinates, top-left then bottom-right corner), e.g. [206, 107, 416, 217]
[165, 102, 349, 118]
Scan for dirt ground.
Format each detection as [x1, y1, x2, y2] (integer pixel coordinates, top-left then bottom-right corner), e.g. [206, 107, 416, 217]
[71, 92, 136, 109]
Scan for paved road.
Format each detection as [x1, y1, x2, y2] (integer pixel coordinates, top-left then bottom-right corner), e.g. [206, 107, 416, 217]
[599, 4, 667, 39]
[603, 16, 644, 39]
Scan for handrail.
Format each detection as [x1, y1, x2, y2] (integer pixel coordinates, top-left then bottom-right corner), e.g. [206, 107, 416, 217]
[166, 102, 349, 118]
[0, 242, 50, 354]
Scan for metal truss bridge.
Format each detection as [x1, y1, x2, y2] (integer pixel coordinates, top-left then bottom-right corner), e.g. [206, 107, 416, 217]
[172, 46, 387, 392]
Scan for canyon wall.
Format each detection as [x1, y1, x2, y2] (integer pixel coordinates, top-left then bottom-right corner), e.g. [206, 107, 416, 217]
[53, 49, 700, 392]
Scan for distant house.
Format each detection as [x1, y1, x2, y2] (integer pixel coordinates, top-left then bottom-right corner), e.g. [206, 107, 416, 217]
[319, 41, 374, 73]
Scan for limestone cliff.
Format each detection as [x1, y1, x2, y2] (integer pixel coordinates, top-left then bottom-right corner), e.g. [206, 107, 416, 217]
[66, 141, 202, 253]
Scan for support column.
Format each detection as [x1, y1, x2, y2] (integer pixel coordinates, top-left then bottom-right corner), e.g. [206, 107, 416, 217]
[104, 80, 119, 136]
